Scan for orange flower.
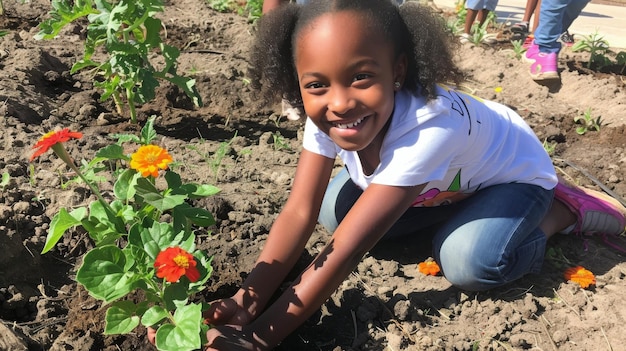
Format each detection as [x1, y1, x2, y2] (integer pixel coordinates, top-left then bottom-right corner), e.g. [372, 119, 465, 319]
[418, 259, 441, 276]
[564, 266, 596, 289]
[30, 128, 83, 161]
[154, 247, 200, 283]
[129, 145, 173, 177]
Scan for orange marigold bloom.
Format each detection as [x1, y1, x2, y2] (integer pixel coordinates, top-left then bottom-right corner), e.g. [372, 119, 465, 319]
[564, 265, 596, 289]
[154, 247, 200, 283]
[418, 260, 441, 276]
[30, 128, 83, 161]
[129, 145, 173, 177]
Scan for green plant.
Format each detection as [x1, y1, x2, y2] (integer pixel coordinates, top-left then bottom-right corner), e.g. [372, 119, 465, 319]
[207, 0, 233, 12]
[35, 0, 202, 124]
[616, 51, 626, 74]
[574, 108, 601, 135]
[31, 117, 219, 351]
[509, 39, 525, 60]
[187, 132, 239, 182]
[571, 30, 611, 69]
[269, 115, 291, 151]
[542, 138, 557, 156]
[0, 172, 9, 191]
[245, 0, 263, 22]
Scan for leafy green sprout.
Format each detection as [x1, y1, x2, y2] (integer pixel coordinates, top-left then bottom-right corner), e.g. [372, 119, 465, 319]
[187, 132, 241, 183]
[508, 39, 526, 60]
[542, 138, 557, 156]
[571, 30, 612, 69]
[574, 108, 602, 135]
[269, 115, 292, 151]
[0, 172, 9, 191]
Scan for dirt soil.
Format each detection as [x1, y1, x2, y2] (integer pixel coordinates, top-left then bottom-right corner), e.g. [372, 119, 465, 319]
[1, 1, 626, 350]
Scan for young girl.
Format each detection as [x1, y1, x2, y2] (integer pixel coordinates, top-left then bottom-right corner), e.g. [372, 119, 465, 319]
[202, 1, 626, 349]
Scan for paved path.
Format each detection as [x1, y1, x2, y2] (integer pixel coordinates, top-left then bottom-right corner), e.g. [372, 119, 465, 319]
[433, 0, 626, 49]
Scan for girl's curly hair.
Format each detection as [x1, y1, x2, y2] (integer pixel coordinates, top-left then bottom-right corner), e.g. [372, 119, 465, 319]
[248, 0, 463, 106]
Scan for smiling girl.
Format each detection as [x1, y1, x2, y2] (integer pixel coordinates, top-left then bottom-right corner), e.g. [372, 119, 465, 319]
[201, 1, 626, 349]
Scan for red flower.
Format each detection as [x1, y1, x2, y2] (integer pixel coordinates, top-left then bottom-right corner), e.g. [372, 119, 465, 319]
[30, 129, 83, 161]
[418, 259, 441, 276]
[564, 265, 596, 289]
[154, 247, 200, 283]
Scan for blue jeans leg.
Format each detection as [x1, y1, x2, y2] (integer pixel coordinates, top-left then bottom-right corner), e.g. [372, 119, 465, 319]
[534, 0, 589, 53]
[432, 183, 554, 291]
[318, 168, 456, 236]
[319, 169, 554, 292]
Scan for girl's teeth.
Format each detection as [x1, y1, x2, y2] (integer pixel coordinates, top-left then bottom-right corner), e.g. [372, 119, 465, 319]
[336, 117, 364, 129]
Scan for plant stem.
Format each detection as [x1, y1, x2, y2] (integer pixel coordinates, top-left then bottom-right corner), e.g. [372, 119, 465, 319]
[0, 0, 4, 16]
[52, 143, 116, 215]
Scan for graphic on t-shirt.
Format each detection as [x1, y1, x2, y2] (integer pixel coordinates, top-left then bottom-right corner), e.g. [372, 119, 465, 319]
[437, 85, 481, 136]
[411, 170, 471, 207]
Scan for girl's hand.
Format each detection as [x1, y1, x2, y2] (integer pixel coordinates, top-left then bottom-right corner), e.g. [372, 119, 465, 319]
[204, 297, 255, 326]
[205, 325, 269, 351]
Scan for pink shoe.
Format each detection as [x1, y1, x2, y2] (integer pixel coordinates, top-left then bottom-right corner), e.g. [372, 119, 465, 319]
[555, 178, 626, 237]
[528, 52, 559, 81]
[523, 40, 539, 63]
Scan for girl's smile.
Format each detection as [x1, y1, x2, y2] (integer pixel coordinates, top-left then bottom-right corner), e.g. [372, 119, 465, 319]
[294, 11, 406, 153]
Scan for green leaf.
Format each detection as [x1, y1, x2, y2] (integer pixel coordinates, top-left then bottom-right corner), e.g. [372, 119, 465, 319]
[165, 171, 182, 189]
[104, 300, 140, 334]
[96, 143, 129, 161]
[173, 203, 215, 227]
[42, 207, 88, 254]
[154, 303, 202, 351]
[128, 219, 177, 260]
[135, 178, 187, 211]
[163, 283, 189, 311]
[114, 169, 140, 201]
[141, 305, 169, 327]
[177, 183, 221, 198]
[141, 115, 158, 145]
[35, 0, 99, 40]
[76, 245, 140, 303]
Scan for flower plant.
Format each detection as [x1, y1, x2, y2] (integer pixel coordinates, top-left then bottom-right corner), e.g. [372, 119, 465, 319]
[30, 116, 218, 351]
[35, 0, 202, 124]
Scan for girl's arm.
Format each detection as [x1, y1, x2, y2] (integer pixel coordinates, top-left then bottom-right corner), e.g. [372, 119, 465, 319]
[230, 179, 427, 349]
[206, 149, 336, 325]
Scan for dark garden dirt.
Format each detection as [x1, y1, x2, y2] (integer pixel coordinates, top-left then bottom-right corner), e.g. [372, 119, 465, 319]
[1, 0, 626, 350]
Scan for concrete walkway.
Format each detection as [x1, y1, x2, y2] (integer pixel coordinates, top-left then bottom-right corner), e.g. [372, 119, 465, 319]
[432, 0, 626, 50]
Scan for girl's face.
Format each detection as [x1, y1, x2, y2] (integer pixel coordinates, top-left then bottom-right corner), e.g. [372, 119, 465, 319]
[295, 11, 406, 152]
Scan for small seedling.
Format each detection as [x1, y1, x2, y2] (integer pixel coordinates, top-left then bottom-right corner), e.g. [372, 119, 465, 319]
[0, 172, 9, 191]
[542, 138, 557, 156]
[574, 108, 601, 135]
[509, 39, 525, 60]
[571, 31, 611, 69]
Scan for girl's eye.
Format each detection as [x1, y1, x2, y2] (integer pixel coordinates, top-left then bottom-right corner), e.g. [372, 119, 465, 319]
[305, 82, 325, 89]
[354, 73, 371, 82]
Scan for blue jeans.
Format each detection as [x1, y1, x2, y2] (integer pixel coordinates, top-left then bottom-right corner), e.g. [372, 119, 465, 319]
[319, 168, 555, 291]
[534, 0, 590, 53]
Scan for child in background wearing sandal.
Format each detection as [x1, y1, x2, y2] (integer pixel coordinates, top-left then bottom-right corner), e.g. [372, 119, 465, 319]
[192, 1, 626, 349]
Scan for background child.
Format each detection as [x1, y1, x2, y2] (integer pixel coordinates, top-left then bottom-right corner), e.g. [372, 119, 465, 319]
[201, 0, 626, 349]
[460, 0, 499, 44]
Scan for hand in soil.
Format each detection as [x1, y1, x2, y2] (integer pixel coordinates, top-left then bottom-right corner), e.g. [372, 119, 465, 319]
[205, 325, 268, 351]
[204, 297, 255, 326]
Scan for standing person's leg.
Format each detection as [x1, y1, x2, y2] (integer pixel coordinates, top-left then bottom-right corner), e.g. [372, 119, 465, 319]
[511, 0, 538, 36]
[533, 0, 569, 53]
[532, 0, 541, 32]
[432, 183, 554, 291]
[461, 0, 483, 42]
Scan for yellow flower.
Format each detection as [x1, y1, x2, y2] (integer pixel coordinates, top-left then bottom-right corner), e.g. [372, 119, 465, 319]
[564, 266, 596, 289]
[494, 86, 503, 94]
[130, 145, 173, 177]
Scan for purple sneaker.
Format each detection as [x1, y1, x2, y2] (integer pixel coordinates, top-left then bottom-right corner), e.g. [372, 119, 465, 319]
[555, 176, 626, 252]
[523, 40, 539, 63]
[528, 52, 559, 81]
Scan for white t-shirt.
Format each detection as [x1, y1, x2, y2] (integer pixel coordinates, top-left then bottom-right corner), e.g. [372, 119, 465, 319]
[303, 86, 557, 207]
